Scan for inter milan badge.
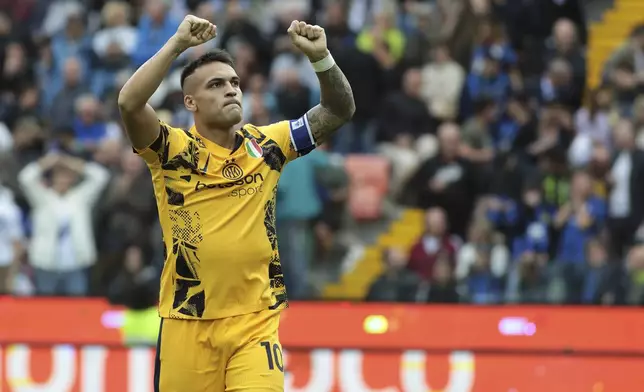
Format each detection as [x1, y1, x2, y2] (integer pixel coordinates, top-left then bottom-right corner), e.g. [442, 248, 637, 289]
[245, 139, 263, 158]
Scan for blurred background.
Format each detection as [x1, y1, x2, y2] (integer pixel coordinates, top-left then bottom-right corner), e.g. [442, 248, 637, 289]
[2, 0, 644, 308]
[6, 0, 644, 392]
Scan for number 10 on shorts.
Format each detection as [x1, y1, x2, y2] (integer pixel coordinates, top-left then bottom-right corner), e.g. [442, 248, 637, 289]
[260, 341, 284, 372]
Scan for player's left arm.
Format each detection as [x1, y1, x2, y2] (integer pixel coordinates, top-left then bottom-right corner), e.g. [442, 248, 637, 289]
[288, 21, 355, 145]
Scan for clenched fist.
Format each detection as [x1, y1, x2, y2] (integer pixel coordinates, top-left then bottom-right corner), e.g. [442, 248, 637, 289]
[173, 15, 217, 52]
[287, 20, 329, 62]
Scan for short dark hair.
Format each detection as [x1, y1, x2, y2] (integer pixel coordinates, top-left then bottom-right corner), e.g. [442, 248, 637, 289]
[180, 49, 236, 89]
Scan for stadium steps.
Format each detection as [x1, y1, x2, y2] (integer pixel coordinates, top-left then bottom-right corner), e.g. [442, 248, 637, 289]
[322, 209, 425, 300]
[588, 0, 644, 88]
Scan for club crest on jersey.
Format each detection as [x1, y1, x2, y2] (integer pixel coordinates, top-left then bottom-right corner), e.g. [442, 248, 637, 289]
[245, 139, 263, 159]
[222, 159, 244, 180]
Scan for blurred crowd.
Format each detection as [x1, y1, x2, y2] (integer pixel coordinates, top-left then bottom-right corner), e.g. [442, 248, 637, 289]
[1, 0, 644, 307]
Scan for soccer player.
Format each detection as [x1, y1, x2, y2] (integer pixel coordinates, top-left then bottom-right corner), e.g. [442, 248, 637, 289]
[117, 15, 354, 392]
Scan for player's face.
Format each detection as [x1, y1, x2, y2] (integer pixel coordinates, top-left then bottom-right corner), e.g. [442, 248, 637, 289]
[188, 62, 243, 128]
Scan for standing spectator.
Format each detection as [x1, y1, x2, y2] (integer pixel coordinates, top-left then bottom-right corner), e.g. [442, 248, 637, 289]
[607, 119, 644, 259]
[542, 0, 587, 47]
[573, 86, 614, 148]
[538, 58, 581, 109]
[377, 67, 431, 143]
[503, 183, 555, 303]
[407, 207, 459, 280]
[273, 67, 313, 121]
[131, 0, 180, 67]
[18, 153, 109, 296]
[0, 183, 24, 294]
[321, 0, 356, 54]
[50, 9, 92, 77]
[366, 247, 420, 302]
[544, 19, 586, 103]
[539, 148, 571, 208]
[403, 123, 480, 236]
[97, 146, 155, 258]
[10, 117, 47, 169]
[498, 92, 539, 156]
[420, 44, 465, 125]
[1, 42, 34, 98]
[107, 245, 158, 310]
[579, 239, 622, 305]
[277, 150, 329, 300]
[425, 254, 460, 303]
[72, 94, 120, 153]
[217, 1, 271, 75]
[40, 0, 85, 38]
[465, 50, 512, 115]
[91, 1, 137, 98]
[460, 97, 497, 164]
[456, 219, 509, 283]
[356, 6, 406, 74]
[603, 24, 644, 113]
[241, 74, 276, 123]
[48, 57, 88, 129]
[552, 170, 606, 301]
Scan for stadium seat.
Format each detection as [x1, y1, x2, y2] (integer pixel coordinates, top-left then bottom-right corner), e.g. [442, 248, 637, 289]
[344, 155, 390, 220]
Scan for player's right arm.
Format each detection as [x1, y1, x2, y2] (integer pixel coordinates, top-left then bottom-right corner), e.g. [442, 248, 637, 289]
[118, 15, 217, 150]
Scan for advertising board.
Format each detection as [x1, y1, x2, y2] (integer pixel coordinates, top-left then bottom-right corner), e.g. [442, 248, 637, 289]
[1, 298, 642, 391]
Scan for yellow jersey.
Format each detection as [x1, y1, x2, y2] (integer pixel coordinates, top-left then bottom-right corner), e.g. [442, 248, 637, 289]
[135, 116, 316, 320]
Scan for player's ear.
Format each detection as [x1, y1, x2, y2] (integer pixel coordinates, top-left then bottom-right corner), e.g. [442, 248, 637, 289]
[184, 95, 197, 112]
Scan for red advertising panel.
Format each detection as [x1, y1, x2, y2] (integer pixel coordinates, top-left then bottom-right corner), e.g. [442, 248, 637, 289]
[2, 298, 644, 353]
[1, 346, 643, 392]
[1, 298, 644, 391]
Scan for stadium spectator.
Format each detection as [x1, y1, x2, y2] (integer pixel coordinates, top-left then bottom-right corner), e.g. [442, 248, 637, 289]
[366, 247, 420, 303]
[48, 57, 88, 129]
[0, 182, 24, 294]
[420, 43, 465, 126]
[91, 1, 137, 98]
[277, 149, 331, 300]
[425, 253, 459, 303]
[407, 207, 459, 280]
[403, 123, 480, 237]
[18, 154, 109, 296]
[538, 58, 581, 109]
[107, 245, 158, 310]
[502, 183, 555, 303]
[603, 24, 644, 114]
[572, 87, 613, 150]
[132, 0, 180, 67]
[545, 19, 586, 103]
[96, 146, 156, 268]
[577, 239, 622, 305]
[377, 67, 431, 143]
[607, 119, 644, 259]
[456, 219, 508, 300]
[72, 94, 121, 152]
[460, 97, 496, 165]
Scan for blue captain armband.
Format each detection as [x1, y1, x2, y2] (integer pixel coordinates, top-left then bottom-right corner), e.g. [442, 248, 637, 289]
[289, 115, 316, 156]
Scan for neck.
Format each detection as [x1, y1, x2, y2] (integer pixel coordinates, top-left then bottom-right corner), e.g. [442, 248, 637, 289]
[195, 119, 238, 150]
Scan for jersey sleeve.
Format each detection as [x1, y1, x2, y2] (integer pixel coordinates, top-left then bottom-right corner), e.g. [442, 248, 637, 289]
[260, 115, 317, 163]
[133, 121, 188, 165]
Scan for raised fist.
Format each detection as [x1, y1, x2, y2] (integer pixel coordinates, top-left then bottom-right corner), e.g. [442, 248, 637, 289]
[173, 15, 217, 51]
[287, 20, 328, 62]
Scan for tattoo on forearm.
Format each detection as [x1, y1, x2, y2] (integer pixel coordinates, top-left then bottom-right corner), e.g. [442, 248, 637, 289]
[306, 64, 355, 145]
